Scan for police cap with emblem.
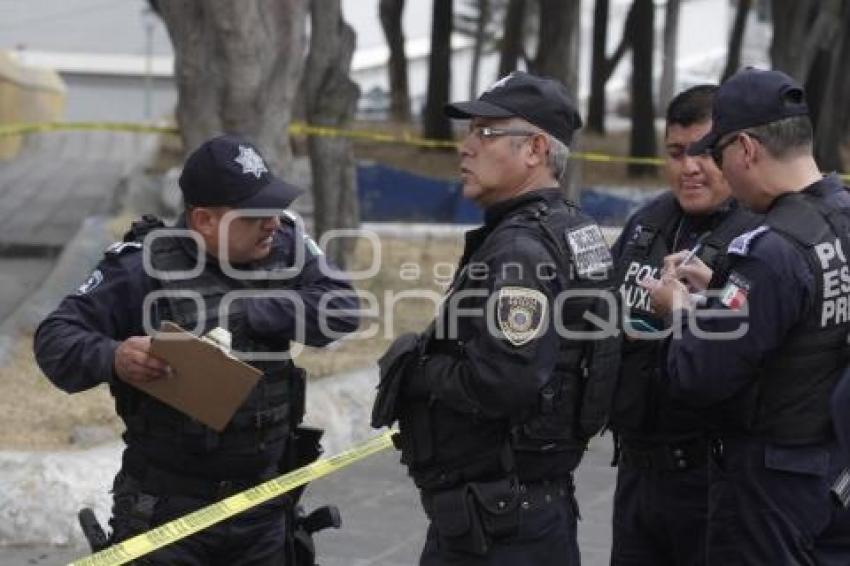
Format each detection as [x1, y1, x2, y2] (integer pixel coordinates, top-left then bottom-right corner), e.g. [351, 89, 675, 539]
[444, 71, 583, 146]
[179, 134, 304, 209]
[688, 67, 809, 156]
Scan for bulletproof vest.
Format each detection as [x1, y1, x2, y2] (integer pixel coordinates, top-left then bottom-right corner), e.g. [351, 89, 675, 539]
[735, 191, 850, 444]
[397, 197, 620, 489]
[612, 196, 761, 436]
[114, 218, 304, 472]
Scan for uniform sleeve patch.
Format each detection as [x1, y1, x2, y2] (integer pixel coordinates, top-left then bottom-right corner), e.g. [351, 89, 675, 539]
[497, 286, 547, 346]
[565, 224, 614, 279]
[76, 269, 104, 295]
[727, 225, 769, 256]
[105, 241, 142, 256]
[720, 271, 751, 310]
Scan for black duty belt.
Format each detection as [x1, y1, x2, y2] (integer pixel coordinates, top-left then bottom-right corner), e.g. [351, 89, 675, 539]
[421, 476, 575, 515]
[123, 459, 282, 500]
[619, 438, 709, 471]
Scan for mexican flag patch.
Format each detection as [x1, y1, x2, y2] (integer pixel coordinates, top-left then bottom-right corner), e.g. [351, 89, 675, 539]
[720, 272, 750, 310]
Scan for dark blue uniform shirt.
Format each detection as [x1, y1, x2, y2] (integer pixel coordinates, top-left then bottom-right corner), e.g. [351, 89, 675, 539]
[665, 177, 848, 408]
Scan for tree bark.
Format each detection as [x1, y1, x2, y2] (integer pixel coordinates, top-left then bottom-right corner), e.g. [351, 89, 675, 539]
[812, 0, 850, 171]
[769, 0, 847, 171]
[469, 0, 490, 98]
[587, 0, 634, 134]
[379, 0, 411, 122]
[721, 0, 750, 83]
[532, 0, 581, 98]
[156, 0, 308, 173]
[423, 0, 454, 141]
[659, 0, 680, 111]
[304, 0, 361, 267]
[628, 0, 656, 177]
[498, 0, 525, 77]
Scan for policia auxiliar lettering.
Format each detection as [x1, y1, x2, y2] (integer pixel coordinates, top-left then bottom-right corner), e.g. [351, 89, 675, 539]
[373, 71, 620, 565]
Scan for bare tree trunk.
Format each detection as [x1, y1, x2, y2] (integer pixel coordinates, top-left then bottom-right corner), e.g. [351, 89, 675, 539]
[587, 0, 634, 134]
[628, 0, 656, 177]
[532, 0, 581, 98]
[769, 0, 846, 171]
[721, 0, 751, 82]
[470, 0, 490, 98]
[813, 0, 850, 172]
[304, 0, 360, 267]
[498, 0, 525, 77]
[156, 0, 307, 173]
[380, 0, 411, 122]
[659, 0, 680, 111]
[423, 0, 454, 141]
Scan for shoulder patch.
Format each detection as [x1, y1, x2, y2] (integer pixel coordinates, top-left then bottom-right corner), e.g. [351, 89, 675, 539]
[105, 241, 142, 256]
[497, 286, 547, 346]
[565, 224, 614, 279]
[76, 269, 104, 295]
[727, 225, 770, 256]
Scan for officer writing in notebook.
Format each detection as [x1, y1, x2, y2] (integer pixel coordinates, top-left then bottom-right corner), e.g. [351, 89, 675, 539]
[609, 85, 760, 566]
[646, 68, 850, 565]
[34, 135, 359, 565]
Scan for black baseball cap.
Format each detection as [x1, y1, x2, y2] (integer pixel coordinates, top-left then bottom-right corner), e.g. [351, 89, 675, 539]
[179, 135, 303, 209]
[687, 68, 809, 155]
[444, 71, 583, 146]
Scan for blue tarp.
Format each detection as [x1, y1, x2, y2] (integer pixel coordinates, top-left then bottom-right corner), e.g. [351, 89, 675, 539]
[356, 163, 661, 226]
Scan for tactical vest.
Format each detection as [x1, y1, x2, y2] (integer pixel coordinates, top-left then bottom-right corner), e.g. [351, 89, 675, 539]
[612, 195, 761, 436]
[719, 191, 850, 444]
[113, 217, 305, 477]
[397, 198, 620, 490]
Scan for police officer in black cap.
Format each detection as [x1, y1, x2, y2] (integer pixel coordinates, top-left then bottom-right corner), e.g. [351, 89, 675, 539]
[609, 85, 761, 566]
[34, 135, 360, 565]
[372, 71, 620, 565]
[646, 68, 850, 564]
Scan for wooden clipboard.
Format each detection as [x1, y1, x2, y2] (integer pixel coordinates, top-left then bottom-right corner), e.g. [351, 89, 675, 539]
[142, 321, 263, 431]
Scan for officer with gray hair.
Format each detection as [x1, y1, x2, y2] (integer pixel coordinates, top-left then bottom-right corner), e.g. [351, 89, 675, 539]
[373, 71, 620, 565]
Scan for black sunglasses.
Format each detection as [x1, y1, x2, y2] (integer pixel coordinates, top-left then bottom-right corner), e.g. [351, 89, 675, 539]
[710, 131, 761, 168]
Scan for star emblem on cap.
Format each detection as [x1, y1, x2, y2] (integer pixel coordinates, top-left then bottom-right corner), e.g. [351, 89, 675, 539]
[234, 145, 268, 178]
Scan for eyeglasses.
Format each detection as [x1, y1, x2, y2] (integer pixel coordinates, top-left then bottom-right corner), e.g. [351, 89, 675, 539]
[470, 125, 539, 141]
[710, 131, 761, 168]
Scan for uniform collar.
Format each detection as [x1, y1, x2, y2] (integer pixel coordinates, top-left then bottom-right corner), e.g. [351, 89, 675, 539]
[483, 187, 565, 227]
[801, 173, 845, 198]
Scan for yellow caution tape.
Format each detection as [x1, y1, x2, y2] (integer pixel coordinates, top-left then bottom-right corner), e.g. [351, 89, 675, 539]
[68, 430, 395, 566]
[1, 120, 848, 181]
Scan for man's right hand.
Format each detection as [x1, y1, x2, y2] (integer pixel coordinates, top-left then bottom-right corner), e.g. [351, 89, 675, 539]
[113, 336, 171, 383]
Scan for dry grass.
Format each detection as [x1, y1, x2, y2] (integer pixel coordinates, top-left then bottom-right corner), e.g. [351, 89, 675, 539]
[0, 234, 463, 449]
[0, 335, 122, 450]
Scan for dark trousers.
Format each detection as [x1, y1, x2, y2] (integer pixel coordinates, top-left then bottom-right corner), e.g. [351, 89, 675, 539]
[706, 438, 850, 566]
[109, 471, 288, 566]
[419, 479, 580, 566]
[611, 462, 708, 566]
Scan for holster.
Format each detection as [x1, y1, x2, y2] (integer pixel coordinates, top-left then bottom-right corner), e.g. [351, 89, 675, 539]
[281, 426, 342, 566]
[422, 477, 520, 556]
[372, 332, 421, 428]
